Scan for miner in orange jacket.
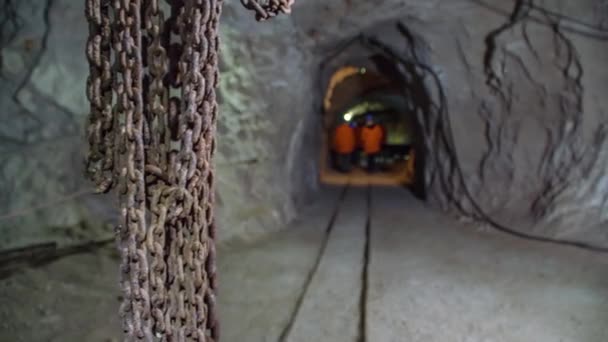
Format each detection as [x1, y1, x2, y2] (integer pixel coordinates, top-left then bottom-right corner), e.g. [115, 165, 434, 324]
[360, 115, 384, 172]
[332, 120, 357, 172]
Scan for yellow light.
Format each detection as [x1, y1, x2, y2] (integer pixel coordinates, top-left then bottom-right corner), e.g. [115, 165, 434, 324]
[324, 66, 362, 112]
[344, 113, 353, 121]
[360, 67, 366, 74]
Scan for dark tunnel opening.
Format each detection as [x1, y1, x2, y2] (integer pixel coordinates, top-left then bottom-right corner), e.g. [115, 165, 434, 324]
[316, 25, 432, 200]
[319, 66, 418, 187]
[323, 21, 608, 254]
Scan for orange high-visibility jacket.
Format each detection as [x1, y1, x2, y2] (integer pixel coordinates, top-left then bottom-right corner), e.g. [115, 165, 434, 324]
[332, 123, 356, 154]
[360, 124, 384, 154]
[405, 149, 416, 181]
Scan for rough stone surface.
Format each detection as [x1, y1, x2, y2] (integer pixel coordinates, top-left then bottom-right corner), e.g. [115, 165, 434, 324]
[0, 0, 320, 249]
[1, 0, 608, 248]
[215, 4, 320, 242]
[294, 0, 608, 247]
[0, 0, 113, 249]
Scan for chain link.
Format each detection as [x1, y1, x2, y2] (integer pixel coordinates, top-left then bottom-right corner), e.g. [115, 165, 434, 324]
[85, 0, 292, 340]
[143, 0, 170, 337]
[85, 0, 114, 193]
[114, 0, 153, 339]
[240, 0, 295, 21]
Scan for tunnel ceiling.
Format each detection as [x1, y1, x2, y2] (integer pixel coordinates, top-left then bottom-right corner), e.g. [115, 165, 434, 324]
[331, 92, 411, 121]
[324, 69, 394, 116]
[2, 0, 608, 249]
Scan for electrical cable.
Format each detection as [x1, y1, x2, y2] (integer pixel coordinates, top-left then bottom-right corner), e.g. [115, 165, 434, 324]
[359, 24, 608, 253]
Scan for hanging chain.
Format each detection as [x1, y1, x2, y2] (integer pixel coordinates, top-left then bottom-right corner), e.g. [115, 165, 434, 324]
[85, 0, 114, 193]
[85, 0, 292, 340]
[240, 0, 295, 21]
[143, 0, 170, 337]
[113, 0, 153, 339]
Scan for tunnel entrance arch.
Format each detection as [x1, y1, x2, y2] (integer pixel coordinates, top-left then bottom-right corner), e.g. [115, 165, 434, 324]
[317, 35, 427, 198]
[319, 70, 417, 186]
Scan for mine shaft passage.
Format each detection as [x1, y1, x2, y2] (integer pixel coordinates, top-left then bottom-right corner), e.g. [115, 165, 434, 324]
[320, 64, 418, 188]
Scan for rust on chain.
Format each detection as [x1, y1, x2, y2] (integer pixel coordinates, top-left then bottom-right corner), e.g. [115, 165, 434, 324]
[84, 0, 293, 340]
[240, 0, 296, 21]
[85, 0, 114, 193]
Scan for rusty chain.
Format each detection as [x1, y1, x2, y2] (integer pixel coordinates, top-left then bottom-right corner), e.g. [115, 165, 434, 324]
[143, 0, 170, 337]
[85, 0, 114, 193]
[240, 0, 295, 21]
[114, 0, 152, 339]
[85, 0, 291, 340]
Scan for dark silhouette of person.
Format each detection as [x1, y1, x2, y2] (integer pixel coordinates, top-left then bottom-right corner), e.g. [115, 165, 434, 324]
[331, 119, 357, 173]
[360, 115, 384, 173]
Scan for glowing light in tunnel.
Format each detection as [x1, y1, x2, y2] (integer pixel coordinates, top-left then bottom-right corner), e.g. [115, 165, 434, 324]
[341, 101, 387, 120]
[323, 66, 365, 112]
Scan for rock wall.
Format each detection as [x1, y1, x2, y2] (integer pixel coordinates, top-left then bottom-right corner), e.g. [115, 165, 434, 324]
[0, 0, 319, 249]
[1, 0, 607, 249]
[0, 0, 112, 249]
[294, 0, 608, 246]
[214, 4, 319, 243]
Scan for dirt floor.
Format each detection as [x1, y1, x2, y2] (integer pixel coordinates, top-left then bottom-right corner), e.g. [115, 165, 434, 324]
[1, 187, 607, 341]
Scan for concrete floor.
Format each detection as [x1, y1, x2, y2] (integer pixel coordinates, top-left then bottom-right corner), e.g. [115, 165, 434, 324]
[366, 187, 608, 342]
[1, 187, 607, 341]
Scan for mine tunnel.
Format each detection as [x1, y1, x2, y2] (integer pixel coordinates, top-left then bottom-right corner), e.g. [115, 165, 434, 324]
[1, 1, 608, 341]
[320, 63, 420, 188]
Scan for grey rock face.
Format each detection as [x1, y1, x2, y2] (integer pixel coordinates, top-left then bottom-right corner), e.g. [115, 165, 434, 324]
[0, 0, 109, 249]
[214, 3, 319, 242]
[0, 0, 607, 249]
[0, 0, 319, 248]
[294, 0, 608, 246]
